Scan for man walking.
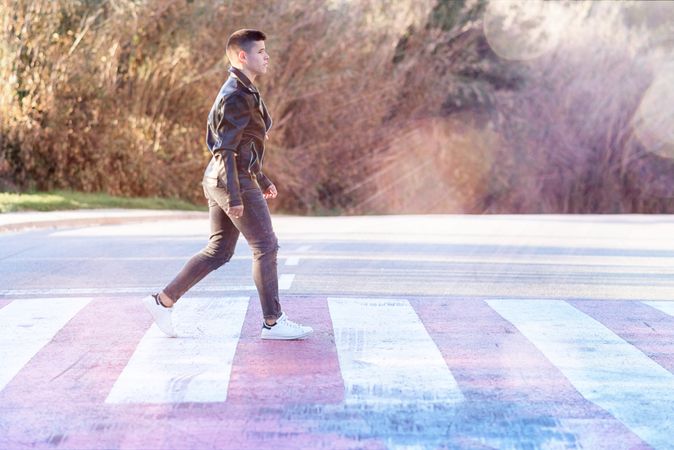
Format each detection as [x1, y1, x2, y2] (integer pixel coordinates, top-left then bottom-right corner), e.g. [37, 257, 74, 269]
[142, 29, 312, 340]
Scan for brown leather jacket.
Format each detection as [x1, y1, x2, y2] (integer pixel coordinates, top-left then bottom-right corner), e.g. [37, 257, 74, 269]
[203, 67, 273, 207]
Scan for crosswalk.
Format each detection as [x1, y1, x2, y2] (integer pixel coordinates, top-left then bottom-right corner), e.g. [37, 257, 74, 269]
[1, 296, 674, 448]
[488, 299, 674, 450]
[106, 297, 249, 404]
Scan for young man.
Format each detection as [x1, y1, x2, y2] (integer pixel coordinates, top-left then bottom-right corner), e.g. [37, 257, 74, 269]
[142, 29, 312, 340]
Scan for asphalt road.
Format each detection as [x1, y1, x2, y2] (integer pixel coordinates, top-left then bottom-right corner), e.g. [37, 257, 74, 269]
[1, 214, 673, 449]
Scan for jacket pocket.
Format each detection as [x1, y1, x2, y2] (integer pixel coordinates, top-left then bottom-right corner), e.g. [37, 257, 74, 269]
[203, 153, 229, 191]
[203, 156, 220, 188]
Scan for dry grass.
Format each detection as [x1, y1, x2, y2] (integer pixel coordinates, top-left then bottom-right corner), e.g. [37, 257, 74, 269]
[485, 0, 674, 213]
[0, 0, 432, 212]
[360, 0, 674, 214]
[2, 0, 673, 214]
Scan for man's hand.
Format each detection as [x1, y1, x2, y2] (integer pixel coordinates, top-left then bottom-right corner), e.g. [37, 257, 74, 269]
[226, 204, 244, 219]
[263, 184, 278, 200]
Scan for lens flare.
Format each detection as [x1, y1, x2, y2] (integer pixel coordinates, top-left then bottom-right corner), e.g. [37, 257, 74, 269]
[633, 64, 674, 159]
[483, 0, 574, 61]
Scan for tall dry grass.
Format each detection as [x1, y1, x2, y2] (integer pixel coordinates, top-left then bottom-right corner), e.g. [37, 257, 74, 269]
[253, 0, 435, 213]
[1, 0, 209, 198]
[2, 0, 672, 213]
[362, 0, 674, 214]
[347, 0, 517, 214]
[0, 0, 433, 211]
[484, 0, 674, 213]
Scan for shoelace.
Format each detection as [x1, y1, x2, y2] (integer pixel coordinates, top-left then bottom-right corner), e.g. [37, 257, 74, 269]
[279, 316, 305, 329]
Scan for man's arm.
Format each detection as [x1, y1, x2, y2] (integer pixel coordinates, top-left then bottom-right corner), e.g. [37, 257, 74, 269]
[212, 93, 251, 208]
[214, 151, 242, 207]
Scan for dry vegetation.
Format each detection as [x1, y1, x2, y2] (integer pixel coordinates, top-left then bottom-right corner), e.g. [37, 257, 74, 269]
[484, 1, 674, 213]
[1, 0, 673, 214]
[372, 0, 674, 213]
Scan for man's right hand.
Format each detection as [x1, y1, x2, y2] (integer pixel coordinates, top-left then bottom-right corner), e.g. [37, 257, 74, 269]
[226, 205, 244, 219]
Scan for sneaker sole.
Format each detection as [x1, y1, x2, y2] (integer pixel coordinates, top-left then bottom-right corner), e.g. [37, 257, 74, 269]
[260, 330, 313, 340]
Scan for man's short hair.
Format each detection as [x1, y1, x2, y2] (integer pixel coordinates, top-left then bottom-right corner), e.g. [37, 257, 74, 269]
[226, 29, 266, 62]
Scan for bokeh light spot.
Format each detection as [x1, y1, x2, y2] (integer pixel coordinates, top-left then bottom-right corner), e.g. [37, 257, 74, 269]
[633, 64, 674, 159]
[483, 0, 573, 61]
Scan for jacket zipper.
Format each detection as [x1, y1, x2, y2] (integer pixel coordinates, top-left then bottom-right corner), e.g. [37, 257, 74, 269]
[248, 141, 258, 175]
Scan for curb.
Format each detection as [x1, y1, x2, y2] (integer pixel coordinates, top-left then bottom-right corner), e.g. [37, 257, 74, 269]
[0, 211, 208, 233]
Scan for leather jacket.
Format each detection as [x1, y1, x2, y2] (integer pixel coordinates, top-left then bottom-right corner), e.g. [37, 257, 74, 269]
[203, 67, 273, 207]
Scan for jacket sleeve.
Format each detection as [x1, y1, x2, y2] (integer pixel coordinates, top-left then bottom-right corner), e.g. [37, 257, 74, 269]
[214, 150, 242, 207]
[211, 93, 251, 152]
[212, 93, 251, 207]
[256, 172, 273, 192]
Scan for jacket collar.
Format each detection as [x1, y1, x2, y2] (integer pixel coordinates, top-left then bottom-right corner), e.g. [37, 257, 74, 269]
[228, 66, 273, 132]
[228, 66, 257, 93]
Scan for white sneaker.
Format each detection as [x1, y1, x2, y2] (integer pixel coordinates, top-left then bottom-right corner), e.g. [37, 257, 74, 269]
[260, 312, 313, 340]
[141, 294, 177, 337]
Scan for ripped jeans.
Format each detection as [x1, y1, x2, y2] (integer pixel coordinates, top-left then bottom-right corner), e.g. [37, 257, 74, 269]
[162, 175, 281, 320]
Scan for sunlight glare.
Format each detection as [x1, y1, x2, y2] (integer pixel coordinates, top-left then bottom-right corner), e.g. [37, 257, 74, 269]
[483, 0, 573, 61]
[633, 63, 674, 159]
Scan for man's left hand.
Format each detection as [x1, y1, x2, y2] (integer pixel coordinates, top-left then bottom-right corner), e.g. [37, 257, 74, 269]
[263, 184, 278, 199]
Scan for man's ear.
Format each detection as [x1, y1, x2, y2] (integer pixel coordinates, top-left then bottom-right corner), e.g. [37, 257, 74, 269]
[238, 49, 247, 64]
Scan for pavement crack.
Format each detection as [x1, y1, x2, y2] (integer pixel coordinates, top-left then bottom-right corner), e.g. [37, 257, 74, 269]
[0, 244, 42, 262]
[50, 353, 89, 382]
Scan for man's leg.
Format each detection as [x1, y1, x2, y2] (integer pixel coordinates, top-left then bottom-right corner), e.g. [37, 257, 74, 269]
[203, 181, 281, 321]
[142, 186, 239, 337]
[239, 187, 282, 324]
[161, 192, 240, 305]
[214, 180, 311, 339]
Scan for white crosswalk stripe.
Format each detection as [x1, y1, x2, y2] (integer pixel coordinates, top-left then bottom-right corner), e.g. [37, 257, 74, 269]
[278, 274, 295, 290]
[284, 256, 300, 266]
[487, 299, 674, 450]
[105, 297, 249, 404]
[328, 297, 463, 406]
[643, 300, 674, 318]
[0, 298, 91, 393]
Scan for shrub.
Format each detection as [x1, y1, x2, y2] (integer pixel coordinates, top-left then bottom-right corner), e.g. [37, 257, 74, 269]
[0, 0, 430, 211]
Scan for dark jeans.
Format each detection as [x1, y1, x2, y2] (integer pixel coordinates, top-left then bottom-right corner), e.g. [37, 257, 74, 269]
[163, 175, 281, 320]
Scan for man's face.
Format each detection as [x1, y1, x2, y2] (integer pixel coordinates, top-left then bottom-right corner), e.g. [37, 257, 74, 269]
[242, 40, 269, 76]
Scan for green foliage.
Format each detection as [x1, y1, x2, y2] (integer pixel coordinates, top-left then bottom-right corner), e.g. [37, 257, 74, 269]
[0, 190, 203, 213]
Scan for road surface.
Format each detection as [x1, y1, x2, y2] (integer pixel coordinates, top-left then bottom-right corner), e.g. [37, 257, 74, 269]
[1, 214, 673, 449]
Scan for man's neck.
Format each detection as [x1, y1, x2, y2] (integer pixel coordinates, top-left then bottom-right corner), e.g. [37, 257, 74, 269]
[233, 65, 256, 84]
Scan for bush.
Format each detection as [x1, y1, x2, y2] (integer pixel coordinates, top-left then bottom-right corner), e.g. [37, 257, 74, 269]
[0, 0, 430, 212]
[485, 0, 674, 212]
[363, 0, 674, 213]
[2, 0, 673, 214]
